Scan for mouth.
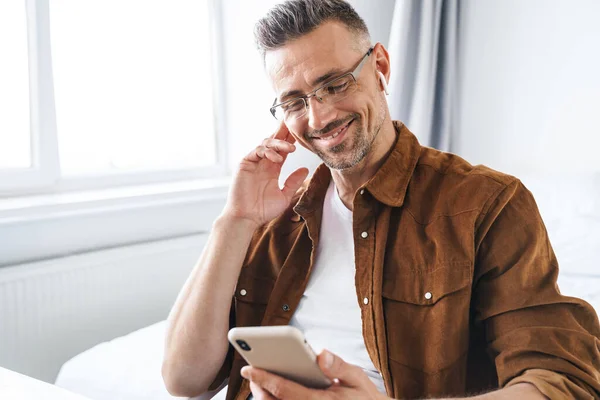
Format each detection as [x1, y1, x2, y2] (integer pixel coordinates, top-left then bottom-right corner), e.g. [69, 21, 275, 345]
[312, 119, 353, 147]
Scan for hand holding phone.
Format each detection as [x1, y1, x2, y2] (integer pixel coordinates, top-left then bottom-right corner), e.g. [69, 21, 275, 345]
[228, 326, 332, 389]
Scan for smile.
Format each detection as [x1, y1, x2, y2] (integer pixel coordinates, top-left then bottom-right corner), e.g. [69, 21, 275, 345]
[314, 120, 353, 146]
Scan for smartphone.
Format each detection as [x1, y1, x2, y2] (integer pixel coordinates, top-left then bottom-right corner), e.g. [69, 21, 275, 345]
[228, 326, 332, 389]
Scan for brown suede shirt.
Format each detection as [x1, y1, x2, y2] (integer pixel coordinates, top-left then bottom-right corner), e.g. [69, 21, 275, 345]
[212, 122, 600, 399]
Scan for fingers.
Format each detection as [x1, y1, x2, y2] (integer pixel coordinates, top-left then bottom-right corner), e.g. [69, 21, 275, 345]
[249, 381, 277, 400]
[260, 147, 284, 163]
[244, 121, 298, 164]
[317, 350, 370, 388]
[242, 366, 312, 400]
[282, 168, 310, 199]
[271, 121, 297, 144]
[262, 138, 296, 153]
[244, 138, 296, 164]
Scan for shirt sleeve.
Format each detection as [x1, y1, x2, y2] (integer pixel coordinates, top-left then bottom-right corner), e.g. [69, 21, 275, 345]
[506, 369, 597, 399]
[473, 179, 600, 398]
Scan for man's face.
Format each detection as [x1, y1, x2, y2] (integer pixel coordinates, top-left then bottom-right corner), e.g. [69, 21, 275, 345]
[265, 22, 387, 170]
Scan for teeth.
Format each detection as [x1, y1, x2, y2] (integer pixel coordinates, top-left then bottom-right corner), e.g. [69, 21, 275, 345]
[320, 126, 345, 140]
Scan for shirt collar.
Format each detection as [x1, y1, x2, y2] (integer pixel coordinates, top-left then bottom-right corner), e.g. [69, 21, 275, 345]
[293, 121, 421, 216]
[365, 121, 421, 207]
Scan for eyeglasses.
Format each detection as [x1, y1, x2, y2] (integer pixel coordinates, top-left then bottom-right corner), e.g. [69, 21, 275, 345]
[269, 47, 374, 121]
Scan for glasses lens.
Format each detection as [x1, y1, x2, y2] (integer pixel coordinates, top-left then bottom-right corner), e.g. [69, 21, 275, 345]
[270, 74, 358, 120]
[274, 98, 305, 121]
[316, 75, 356, 104]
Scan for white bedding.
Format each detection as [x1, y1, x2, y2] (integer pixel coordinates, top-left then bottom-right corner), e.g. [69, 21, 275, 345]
[520, 173, 600, 276]
[55, 321, 178, 400]
[55, 321, 227, 400]
[55, 173, 600, 400]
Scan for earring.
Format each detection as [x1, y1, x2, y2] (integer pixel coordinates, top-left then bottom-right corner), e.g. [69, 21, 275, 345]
[377, 71, 389, 95]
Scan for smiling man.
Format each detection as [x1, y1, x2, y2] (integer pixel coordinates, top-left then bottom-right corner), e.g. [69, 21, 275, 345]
[162, 1, 600, 399]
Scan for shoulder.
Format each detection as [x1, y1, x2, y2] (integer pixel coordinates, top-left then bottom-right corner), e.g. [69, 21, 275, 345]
[417, 145, 516, 187]
[405, 146, 523, 223]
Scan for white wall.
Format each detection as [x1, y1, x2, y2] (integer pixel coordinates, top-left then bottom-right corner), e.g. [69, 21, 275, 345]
[456, 0, 600, 176]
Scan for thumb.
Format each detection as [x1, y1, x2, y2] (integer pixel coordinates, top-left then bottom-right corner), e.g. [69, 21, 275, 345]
[281, 167, 309, 199]
[317, 350, 370, 388]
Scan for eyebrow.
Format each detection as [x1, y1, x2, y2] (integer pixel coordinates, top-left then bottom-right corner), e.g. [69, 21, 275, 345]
[278, 68, 345, 102]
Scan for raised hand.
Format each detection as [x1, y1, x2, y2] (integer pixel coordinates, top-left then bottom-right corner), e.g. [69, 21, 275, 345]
[222, 122, 310, 229]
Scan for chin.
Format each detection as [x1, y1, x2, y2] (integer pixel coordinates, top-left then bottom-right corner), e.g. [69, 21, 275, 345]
[322, 151, 368, 171]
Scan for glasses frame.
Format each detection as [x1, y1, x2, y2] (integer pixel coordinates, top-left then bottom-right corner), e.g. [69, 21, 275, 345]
[269, 47, 374, 121]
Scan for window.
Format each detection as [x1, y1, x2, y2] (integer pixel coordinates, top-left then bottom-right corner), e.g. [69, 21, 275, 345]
[0, 1, 31, 170]
[0, 0, 225, 194]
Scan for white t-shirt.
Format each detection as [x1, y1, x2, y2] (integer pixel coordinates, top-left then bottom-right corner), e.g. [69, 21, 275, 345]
[289, 180, 386, 394]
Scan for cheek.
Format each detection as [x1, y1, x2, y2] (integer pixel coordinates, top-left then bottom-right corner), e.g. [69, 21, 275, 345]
[365, 93, 383, 125]
[288, 127, 313, 151]
[353, 87, 378, 116]
[353, 97, 377, 130]
[289, 126, 303, 141]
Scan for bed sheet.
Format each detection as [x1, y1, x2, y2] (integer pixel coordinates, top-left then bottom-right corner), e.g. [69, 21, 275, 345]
[55, 320, 228, 400]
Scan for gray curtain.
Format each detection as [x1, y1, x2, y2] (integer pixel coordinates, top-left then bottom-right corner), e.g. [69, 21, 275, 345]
[387, 0, 459, 151]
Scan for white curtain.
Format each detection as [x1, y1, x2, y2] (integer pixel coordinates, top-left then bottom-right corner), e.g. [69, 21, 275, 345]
[387, 0, 459, 151]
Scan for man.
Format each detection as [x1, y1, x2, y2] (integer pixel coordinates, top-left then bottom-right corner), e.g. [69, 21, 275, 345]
[162, 1, 600, 399]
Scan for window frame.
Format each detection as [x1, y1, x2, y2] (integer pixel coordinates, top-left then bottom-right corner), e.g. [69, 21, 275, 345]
[0, 0, 229, 196]
[0, 0, 59, 193]
[0, 0, 231, 266]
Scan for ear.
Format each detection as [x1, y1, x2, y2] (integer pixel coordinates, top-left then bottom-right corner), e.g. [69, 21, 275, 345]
[373, 43, 391, 95]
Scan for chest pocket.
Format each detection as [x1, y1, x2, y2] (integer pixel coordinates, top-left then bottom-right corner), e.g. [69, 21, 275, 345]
[381, 262, 472, 373]
[234, 274, 275, 328]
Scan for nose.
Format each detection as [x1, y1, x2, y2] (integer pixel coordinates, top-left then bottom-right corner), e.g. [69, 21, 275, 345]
[305, 96, 336, 132]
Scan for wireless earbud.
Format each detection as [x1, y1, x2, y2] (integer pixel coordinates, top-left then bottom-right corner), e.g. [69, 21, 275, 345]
[377, 71, 389, 95]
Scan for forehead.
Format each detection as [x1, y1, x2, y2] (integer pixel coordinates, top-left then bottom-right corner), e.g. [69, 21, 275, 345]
[265, 21, 362, 98]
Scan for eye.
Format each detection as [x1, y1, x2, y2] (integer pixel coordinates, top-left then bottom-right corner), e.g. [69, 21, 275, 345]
[282, 99, 304, 112]
[325, 81, 349, 94]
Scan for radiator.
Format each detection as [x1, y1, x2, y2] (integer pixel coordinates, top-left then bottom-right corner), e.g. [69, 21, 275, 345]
[0, 233, 208, 383]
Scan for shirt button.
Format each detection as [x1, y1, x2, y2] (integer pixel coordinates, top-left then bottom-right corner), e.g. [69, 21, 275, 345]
[239, 289, 247, 296]
[361, 231, 368, 239]
[363, 297, 369, 305]
[424, 292, 432, 300]
[282, 304, 290, 312]
[360, 189, 365, 195]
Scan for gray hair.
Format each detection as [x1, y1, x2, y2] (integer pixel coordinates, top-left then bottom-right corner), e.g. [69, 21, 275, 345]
[254, 0, 371, 59]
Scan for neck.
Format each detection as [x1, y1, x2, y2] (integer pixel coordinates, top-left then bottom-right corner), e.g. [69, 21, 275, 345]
[331, 118, 397, 210]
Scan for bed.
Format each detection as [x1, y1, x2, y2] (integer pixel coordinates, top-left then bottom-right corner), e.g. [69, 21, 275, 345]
[55, 173, 600, 400]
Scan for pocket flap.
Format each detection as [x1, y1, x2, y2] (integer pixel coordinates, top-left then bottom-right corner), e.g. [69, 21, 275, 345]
[382, 262, 471, 305]
[235, 275, 274, 305]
